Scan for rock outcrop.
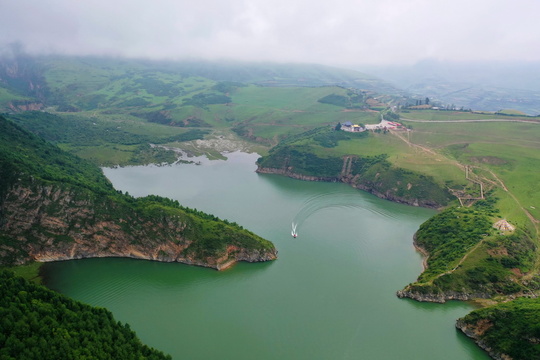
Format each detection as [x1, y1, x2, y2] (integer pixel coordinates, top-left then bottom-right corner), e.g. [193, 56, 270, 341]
[256, 166, 338, 182]
[0, 182, 277, 269]
[257, 166, 442, 208]
[396, 288, 491, 303]
[8, 101, 44, 112]
[456, 319, 511, 360]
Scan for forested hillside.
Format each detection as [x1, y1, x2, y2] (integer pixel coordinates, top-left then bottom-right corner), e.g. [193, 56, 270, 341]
[0, 270, 171, 359]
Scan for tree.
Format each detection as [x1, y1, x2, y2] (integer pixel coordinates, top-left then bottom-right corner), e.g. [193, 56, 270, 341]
[425, 97, 430, 105]
[335, 122, 342, 131]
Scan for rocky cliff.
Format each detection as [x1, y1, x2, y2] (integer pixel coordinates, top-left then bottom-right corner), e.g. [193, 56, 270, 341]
[456, 319, 511, 360]
[257, 165, 444, 208]
[0, 180, 277, 270]
[8, 101, 44, 112]
[256, 166, 338, 182]
[396, 287, 491, 303]
[0, 115, 277, 270]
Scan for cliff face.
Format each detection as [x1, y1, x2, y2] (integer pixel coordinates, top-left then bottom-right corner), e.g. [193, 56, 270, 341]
[257, 166, 443, 208]
[256, 166, 338, 182]
[456, 319, 512, 360]
[0, 182, 277, 269]
[396, 288, 491, 303]
[8, 101, 44, 112]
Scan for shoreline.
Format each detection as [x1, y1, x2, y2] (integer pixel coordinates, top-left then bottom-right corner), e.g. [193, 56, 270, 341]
[256, 166, 444, 210]
[412, 234, 429, 271]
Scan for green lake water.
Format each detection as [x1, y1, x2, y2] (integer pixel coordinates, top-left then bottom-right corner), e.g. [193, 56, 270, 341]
[42, 152, 490, 359]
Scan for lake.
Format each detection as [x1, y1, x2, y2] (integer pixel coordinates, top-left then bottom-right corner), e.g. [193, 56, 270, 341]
[42, 152, 490, 359]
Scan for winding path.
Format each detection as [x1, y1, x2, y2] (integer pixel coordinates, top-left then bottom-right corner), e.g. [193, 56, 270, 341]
[390, 122, 540, 279]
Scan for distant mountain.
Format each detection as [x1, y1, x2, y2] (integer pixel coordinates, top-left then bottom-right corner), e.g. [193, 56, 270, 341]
[357, 59, 540, 115]
[0, 54, 398, 113]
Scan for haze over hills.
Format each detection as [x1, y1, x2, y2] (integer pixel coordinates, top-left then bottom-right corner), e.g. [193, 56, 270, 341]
[358, 59, 540, 115]
[0, 53, 398, 105]
[3, 53, 539, 118]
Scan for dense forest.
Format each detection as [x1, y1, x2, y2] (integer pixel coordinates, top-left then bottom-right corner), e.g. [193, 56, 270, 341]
[458, 297, 540, 359]
[7, 112, 208, 147]
[0, 114, 114, 197]
[0, 270, 171, 359]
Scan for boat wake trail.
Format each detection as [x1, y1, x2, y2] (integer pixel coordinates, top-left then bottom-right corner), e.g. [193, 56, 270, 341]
[290, 190, 397, 237]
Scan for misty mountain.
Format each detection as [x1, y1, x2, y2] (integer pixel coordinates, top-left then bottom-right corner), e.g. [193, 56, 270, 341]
[357, 59, 540, 115]
[0, 54, 398, 111]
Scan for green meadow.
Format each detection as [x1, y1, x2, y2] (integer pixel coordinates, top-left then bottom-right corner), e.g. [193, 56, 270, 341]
[399, 114, 540, 234]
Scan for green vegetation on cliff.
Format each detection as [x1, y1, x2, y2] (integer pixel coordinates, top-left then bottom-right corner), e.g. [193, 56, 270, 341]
[458, 297, 540, 359]
[415, 206, 494, 282]
[257, 127, 451, 207]
[0, 114, 113, 197]
[394, 110, 540, 302]
[401, 204, 538, 300]
[0, 116, 275, 266]
[0, 270, 171, 359]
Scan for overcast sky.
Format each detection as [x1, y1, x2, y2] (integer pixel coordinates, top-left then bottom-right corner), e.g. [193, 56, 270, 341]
[1, 0, 539, 66]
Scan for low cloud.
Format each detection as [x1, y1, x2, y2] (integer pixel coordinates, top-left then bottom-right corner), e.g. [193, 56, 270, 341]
[1, 0, 539, 66]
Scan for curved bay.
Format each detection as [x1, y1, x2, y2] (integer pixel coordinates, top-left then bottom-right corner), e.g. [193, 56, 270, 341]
[43, 152, 489, 359]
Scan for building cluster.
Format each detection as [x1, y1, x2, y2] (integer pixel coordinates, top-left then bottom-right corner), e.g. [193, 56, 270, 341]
[364, 119, 402, 130]
[341, 121, 365, 132]
[341, 119, 402, 132]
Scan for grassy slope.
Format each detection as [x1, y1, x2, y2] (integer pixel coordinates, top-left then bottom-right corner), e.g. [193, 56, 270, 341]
[230, 85, 381, 141]
[257, 127, 453, 207]
[400, 113, 540, 231]
[6, 111, 208, 166]
[0, 87, 29, 105]
[395, 111, 540, 299]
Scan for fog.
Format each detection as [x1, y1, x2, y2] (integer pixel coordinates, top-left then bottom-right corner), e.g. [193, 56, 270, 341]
[1, 0, 539, 66]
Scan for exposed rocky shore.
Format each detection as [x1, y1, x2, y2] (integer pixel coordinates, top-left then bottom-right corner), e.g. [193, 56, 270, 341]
[396, 288, 491, 303]
[456, 319, 511, 360]
[256, 166, 442, 208]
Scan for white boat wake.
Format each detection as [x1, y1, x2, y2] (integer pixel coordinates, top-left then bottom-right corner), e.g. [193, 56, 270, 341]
[291, 222, 298, 238]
